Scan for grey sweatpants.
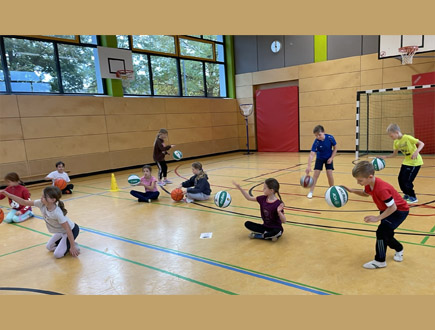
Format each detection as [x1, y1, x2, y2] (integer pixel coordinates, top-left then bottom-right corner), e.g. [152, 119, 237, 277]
[185, 192, 210, 201]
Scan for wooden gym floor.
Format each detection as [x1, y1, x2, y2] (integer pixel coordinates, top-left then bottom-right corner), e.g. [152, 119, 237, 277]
[1, 152, 435, 295]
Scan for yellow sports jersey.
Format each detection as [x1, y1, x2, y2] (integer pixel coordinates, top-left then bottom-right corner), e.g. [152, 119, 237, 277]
[393, 134, 423, 166]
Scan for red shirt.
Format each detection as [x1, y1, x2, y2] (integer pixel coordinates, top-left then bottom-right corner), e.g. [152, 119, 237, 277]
[0, 185, 32, 213]
[364, 177, 409, 212]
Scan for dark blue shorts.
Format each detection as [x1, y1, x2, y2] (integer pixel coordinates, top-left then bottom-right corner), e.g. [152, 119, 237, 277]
[314, 158, 334, 171]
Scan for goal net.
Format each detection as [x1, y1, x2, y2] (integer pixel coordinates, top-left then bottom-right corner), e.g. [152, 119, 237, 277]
[355, 84, 435, 159]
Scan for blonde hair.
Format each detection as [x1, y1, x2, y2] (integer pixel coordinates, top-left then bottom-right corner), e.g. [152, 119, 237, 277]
[192, 162, 206, 182]
[386, 123, 401, 133]
[154, 128, 169, 148]
[43, 186, 68, 216]
[352, 161, 374, 178]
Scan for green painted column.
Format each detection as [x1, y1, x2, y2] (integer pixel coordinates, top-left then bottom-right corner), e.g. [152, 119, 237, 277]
[314, 35, 327, 63]
[224, 35, 236, 99]
[100, 35, 124, 97]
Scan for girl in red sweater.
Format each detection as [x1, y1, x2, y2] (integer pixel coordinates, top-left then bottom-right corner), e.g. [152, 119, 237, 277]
[0, 172, 34, 223]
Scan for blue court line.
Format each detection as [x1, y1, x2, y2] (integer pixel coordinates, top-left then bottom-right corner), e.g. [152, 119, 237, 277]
[80, 226, 333, 295]
[22, 212, 334, 295]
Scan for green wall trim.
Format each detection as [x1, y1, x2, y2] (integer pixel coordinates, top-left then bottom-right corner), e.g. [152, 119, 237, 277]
[224, 36, 236, 99]
[100, 35, 124, 97]
[314, 35, 327, 63]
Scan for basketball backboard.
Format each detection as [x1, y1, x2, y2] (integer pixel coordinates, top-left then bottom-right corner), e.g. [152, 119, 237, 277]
[97, 46, 134, 80]
[379, 35, 435, 59]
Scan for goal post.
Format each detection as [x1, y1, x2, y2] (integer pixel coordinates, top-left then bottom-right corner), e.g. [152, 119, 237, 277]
[355, 84, 435, 160]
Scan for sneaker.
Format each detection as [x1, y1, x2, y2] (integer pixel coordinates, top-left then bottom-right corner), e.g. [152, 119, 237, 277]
[157, 181, 166, 186]
[249, 232, 263, 239]
[394, 250, 404, 262]
[163, 179, 173, 184]
[403, 194, 409, 200]
[184, 197, 194, 203]
[363, 260, 387, 269]
[407, 196, 418, 204]
[138, 199, 150, 203]
[307, 192, 313, 199]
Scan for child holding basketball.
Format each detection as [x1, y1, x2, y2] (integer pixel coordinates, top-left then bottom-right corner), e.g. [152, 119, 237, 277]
[0, 186, 80, 258]
[44, 161, 74, 194]
[153, 128, 175, 186]
[343, 161, 409, 269]
[233, 178, 286, 241]
[379, 124, 424, 204]
[179, 162, 211, 203]
[305, 125, 338, 199]
[130, 165, 160, 203]
[0, 172, 34, 223]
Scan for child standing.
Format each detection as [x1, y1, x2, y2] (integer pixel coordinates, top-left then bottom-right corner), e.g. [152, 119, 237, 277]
[179, 162, 211, 203]
[0, 172, 34, 223]
[130, 165, 160, 203]
[0, 186, 80, 258]
[153, 128, 175, 186]
[233, 178, 286, 241]
[343, 161, 409, 269]
[305, 125, 338, 199]
[379, 124, 424, 204]
[45, 161, 74, 194]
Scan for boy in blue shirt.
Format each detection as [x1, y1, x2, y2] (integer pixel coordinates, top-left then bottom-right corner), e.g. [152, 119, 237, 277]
[305, 125, 338, 198]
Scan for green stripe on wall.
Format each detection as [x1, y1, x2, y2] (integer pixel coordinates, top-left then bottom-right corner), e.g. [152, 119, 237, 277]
[100, 35, 124, 97]
[314, 35, 327, 62]
[224, 35, 236, 99]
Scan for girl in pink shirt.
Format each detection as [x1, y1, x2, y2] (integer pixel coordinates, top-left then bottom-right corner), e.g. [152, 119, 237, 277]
[130, 165, 160, 203]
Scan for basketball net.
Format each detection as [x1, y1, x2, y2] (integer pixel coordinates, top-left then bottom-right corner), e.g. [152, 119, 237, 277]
[398, 46, 418, 65]
[116, 69, 134, 88]
[239, 104, 253, 117]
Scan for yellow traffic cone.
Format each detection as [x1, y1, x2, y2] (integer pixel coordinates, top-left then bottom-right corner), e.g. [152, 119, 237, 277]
[110, 173, 119, 192]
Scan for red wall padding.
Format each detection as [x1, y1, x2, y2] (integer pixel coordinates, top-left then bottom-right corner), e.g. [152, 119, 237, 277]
[412, 72, 435, 154]
[255, 86, 299, 152]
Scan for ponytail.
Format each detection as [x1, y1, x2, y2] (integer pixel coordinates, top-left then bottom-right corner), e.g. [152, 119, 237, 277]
[58, 200, 68, 216]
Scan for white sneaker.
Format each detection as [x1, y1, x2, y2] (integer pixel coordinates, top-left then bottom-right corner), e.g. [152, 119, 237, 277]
[185, 197, 194, 203]
[363, 260, 387, 269]
[164, 179, 173, 184]
[307, 192, 313, 199]
[157, 181, 166, 186]
[394, 250, 403, 262]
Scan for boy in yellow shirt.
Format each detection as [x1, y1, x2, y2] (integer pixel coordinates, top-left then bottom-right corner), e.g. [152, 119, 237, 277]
[380, 124, 424, 204]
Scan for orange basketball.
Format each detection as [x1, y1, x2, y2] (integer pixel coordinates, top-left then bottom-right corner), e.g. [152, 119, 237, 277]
[0, 208, 4, 224]
[170, 188, 184, 202]
[54, 178, 67, 190]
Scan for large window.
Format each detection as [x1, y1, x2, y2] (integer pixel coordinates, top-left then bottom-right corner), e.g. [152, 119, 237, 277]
[125, 53, 151, 95]
[4, 38, 59, 93]
[0, 35, 103, 94]
[58, 44, 103, 94]
[118, 35, 227, 97]
[0, 35, 227, 98]
[151, 55, 179, 96]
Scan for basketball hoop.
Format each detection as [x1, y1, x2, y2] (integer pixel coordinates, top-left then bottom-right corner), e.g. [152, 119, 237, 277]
[239, 103, 253, 117]
[398, 46, 419, 65]
[116, 69, 134, 88]
[239, 104, 254, 155]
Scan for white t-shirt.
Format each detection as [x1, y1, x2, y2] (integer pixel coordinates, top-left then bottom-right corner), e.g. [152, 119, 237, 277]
[34, 199, 75, 233]
[47, 171, 70, 185]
